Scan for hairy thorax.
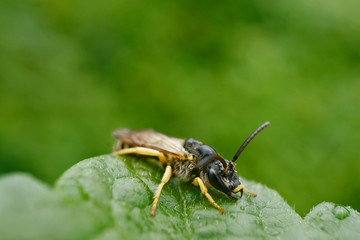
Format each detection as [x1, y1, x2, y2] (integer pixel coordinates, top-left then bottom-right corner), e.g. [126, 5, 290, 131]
[168, 156, 197, 181]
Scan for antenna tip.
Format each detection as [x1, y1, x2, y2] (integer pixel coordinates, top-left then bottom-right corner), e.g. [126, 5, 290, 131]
[260, 121, 270, 129]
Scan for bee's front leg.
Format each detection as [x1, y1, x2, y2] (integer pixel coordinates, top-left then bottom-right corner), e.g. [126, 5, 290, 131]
[193, 177, 225, 214]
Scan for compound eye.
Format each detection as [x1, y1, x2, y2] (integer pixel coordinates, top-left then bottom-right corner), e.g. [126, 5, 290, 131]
[208, 167, 227, 193]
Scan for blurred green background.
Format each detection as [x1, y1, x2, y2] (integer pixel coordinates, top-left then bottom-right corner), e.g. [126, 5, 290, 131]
[1, 0, 359, 216]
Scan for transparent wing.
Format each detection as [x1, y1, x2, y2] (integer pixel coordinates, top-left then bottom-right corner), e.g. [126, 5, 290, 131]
[112, 128, 189, 158]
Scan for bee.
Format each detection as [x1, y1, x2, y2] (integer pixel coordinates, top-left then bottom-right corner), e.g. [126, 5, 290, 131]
[112, 122, 270, 216]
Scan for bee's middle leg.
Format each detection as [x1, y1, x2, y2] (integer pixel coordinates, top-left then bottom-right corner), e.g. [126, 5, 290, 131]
[150, 165, 172, 216]
[193, 177, 225, 214]
[112, 147, 167, 165]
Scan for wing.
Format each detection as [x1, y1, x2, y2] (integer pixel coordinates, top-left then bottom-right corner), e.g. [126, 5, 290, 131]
[112, 128, 189, 158]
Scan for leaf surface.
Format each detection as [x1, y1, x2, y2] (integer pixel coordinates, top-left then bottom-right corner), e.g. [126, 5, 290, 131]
[0, 155, 359, 239]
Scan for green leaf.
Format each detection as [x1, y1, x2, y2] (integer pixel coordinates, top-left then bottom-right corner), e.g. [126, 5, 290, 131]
[1, 155, 359, 239]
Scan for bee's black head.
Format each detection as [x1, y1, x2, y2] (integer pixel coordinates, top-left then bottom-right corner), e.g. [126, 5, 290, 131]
[190, 122, 270, 199]
[207, 121, 270, 198]
[205, 159, 244, 199]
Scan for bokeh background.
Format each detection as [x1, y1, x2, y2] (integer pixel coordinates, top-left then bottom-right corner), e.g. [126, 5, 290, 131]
[1, 0, 359, 216]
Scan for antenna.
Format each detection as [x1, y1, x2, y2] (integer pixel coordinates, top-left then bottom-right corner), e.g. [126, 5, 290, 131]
[231, 121, 270, 162]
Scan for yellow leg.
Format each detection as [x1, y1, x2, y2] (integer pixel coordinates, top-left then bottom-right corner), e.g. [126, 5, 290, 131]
[243, 186, 257, 197]
[112, 147, 168, 165]
[150, 165, 172, 216]
[232, 184, 257, 197]
[193, 177, 225, 214]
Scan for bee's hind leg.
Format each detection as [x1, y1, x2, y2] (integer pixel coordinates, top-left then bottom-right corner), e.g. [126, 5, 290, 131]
[150, 165, 172, 216]
[112, 147, 167, 165]
[193, 177, 225, 214]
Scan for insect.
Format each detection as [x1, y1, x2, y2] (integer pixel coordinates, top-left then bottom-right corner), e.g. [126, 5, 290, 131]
[112, 121, 270, 216]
